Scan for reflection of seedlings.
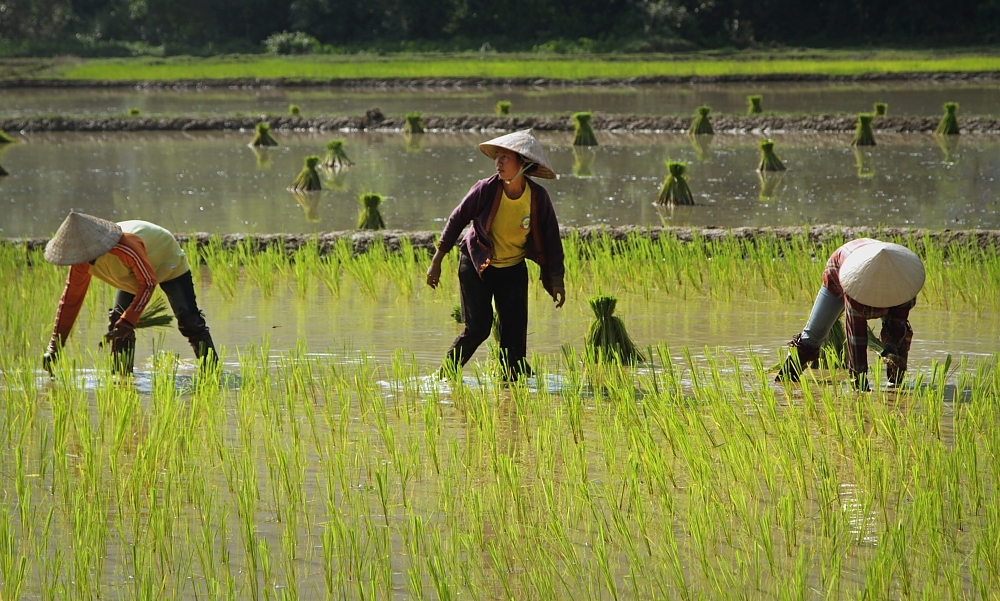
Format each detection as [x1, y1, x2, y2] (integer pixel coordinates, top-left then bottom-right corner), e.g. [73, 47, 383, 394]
[289, 104, 301, 116]
[572, 147, 596, 178]
[289, 156, 322, 191]
[128, 108, 141, 117]
[688, 105, 714, 135]
[689, 134, 713, 161]
[249, 122, 278, 147]
[747, 95, 763, 115]
[656, 160, 694, 206]
[874, 102, 887, 116]
[0, 163, 7, 177]
[935, 102, 960, 135]
[322, 169, 349, 192]
[757, 139, 786, 172]
[851, 113, 876, 146]
[291, 191, 321, 222]
[404, 113, 425, 134]
[572, 112, 598, 146]
[496, 100, 512, 115]
[853, 147, 876, 179]
[357, 193, 386, 230]
[321, 139, 354, 170]
[757, 172, 785, 201]
[404, 133, 424, 153]
[934, 133, 960, 163]
[585, 295, 644, 365]
[251, 147, 273, 170]
[0, 130, 17, 144]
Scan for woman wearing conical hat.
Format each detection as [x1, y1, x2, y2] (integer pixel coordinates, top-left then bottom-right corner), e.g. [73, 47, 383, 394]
[776, 238, 926, 390]
[426, 130, 566, 380]
[42, 212, 217, 374]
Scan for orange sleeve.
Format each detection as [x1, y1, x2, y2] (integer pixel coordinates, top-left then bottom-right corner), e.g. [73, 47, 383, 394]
[108, 233, 158, 326]
[52, 263, 93, 342]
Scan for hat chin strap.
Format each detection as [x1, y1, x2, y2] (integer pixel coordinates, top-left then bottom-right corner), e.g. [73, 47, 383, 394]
[504, 162, 535, 185]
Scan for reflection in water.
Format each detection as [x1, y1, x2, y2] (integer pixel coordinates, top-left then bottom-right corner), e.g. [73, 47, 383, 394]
[291, 191, 322, 222]
[404, 132, 425, 154]
[250, 146, 273, 170]
[321, 168, 349, 191]
[852, 147, 876, 179]
[689, 133, 713, 162]
[934, 133, 960, 164]
[757, 172, 786, 202]
[572, 147, 596, 178]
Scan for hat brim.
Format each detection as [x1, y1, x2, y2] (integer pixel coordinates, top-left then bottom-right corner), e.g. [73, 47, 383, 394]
[44, 212, 124, 266]
[840, 242, 926, 307]
[479, 143, 557, 179]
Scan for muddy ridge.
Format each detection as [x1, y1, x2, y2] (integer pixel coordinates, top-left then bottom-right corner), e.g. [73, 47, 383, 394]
[2, 71, 1000, 89]
[4, 113, 1000, 134]
[6, 225, 999, 257]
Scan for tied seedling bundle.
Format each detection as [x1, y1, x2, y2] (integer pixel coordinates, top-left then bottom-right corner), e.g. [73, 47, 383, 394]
[496, 101, 512, 115]
[656, 161, 695, 206]
[128, 108, 141, 117]
[250, 122, 278, 147]
[404, 113, 425, 134]
[874, 102, 888, 116]
[747, 95, 763, 115]
[936, 102, 960, 135]
[0, 130, 17, 144]
[585, 295, 644, 364]
[289, 104, 301, 116]
[572, 112, 598, 146]
[358, 193, 386, 230]
[757, 139, 786, 172]
[851, 113, 877, 146]
[289, 156, 322, 192]
[688, 106, 714, 135]
[322, 139, 354, 170]
[136, 296, 174, 330]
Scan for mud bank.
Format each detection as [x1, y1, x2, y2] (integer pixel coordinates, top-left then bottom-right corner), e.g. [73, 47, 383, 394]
[6, 225, 999, 257]
[4, 113, 1000, 134]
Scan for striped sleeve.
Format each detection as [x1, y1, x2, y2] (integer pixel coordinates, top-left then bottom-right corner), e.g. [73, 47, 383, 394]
[52, 263, 93, 342]
[108, 234, 158, 326]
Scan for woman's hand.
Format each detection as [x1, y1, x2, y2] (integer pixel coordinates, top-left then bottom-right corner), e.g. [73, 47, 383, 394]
[426, 258, 443, 289]
[553, 286, 566, 308]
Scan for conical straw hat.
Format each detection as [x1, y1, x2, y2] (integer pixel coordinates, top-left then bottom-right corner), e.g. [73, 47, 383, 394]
[840, 241, 925, 308]
[44, 212, 123, 265]
[479, 129, 556, 179]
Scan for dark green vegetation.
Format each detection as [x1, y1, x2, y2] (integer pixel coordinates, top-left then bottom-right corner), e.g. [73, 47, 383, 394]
[249, 122, 278, 147]
[937, 102, 961, 135]
[656, 160, 695, 206]
[127, 107, 141, 116]
[747, 95, 763, 115]
[357, 192, 386, 230]
[585, 294, 644, 364]
[321, 139, 353, 170]
[289, 104, 301, 116]
[757, 139, 786, 172]
[689, 106, 714, 136]
[496, 101, 512, 116]
[0, 162, 7, 176]
[572, 112, 598, 147]
[289, 155, 322, 191]
[404, 113, 425, 134]
[134, 296, 174, 330]
[874, 102, 888, 116]
[851, 113, 877, 146]
[0, 130, 16, 144]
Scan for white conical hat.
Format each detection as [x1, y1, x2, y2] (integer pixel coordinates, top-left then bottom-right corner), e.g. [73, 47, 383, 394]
[479, 129, 556, 179]
[840, 241, 925, 307]
[44, 211, 123, 265]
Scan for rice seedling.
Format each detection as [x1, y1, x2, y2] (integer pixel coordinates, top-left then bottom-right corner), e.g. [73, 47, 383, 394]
[404, 113, 425, 134]
[572, 147, 596, 177]
[757, 139, 786, 172]
[135, 296, 174, 329]
[451, 305, 463, 323]
[688, 106, 714, 136]
[0, 130, 17, 144]
[496, 100, 512, 115]
[249, 122, 278, 147]
[288, 155, 322, 191]
[851, 113, 877, 146]
[289, 104, 301, 116]
[936, 102, 960, 135]
[874, 102, 888, 116]
[321, 139, 354, 170]
[572, 112, 598, 146]
[747, 95, 763, 115]
[656, 160, 695, 206]
[357, 192, 386, 230]
[585, 294, 644, 364]
[127, 107, 141, 116]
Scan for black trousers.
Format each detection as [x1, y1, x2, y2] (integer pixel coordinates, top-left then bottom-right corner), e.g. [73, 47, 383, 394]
[447, 253, 529, 378]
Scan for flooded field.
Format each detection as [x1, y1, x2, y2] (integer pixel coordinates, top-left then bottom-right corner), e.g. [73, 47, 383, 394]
[2, 130, 998, 238]
[3, 81, 1000, 119]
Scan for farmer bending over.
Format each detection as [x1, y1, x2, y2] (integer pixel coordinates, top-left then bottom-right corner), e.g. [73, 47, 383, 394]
[776, 238, 925, 390]
[42, 212, 217, 374]
[426, 130, 566, 380]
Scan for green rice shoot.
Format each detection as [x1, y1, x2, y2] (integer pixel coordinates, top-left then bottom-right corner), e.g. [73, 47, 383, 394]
[757, 139, 786, 172]
[357, 192, 386, 230]
[404, 113, 425, 134]
[656, 160, 694, 206]
[851, 113, 876, 146]
[135, 296, 174, 330]
[289, 156, 322, 192]
[585, 294, 644, 364]
[496, 100, 512, 115]
[289, 104, 301, 116]
[572, 112, 598, 146]
[249, 122, 278, 147]
[688, 105, 714, 135]
[747, 95, 763, 114]
[874, 102, 888, 116]
[936, 102, 960, 135]
[0, 130, 16, 144]
[321, 139, 354, 170]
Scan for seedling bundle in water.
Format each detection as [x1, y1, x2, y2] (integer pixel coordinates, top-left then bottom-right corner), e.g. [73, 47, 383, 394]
[0, 130, 16, 144]
[496, 101, 512, 115]
[357, 193, 386, 230]
[936, 102, 960, 135]
[322, 139, 354, 170]
[128, 108, 141, 117]
[874, 102, 888, 116]
[656, 161, 694, 206]
[747, 95, 763, 115]
[289, 104, 301, 116]
[0, 163, 7, 177]
[572, 112, 598, 146]
[404, 113, 425, 134]
[289, 156, 322, 191]
[757, 139, 786, 172]
[688, 106, 714, 135]
[851, 113, 877, 146]
[135, 296, 174, 330]
[585, 295, 644, 364]
[249, 122, 278, 147]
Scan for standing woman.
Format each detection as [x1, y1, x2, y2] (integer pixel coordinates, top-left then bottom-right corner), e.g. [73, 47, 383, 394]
[426, 130, 566, 380]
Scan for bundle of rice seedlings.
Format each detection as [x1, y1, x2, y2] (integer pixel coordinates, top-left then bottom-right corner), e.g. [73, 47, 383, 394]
[572, 112, 598, 146]
[0, 130, 16, 145]
[757, 172, 784, 201]
[289, 104, 301, 116]
[292, 191, 321, 222]
[128, 108, 141, 117]
[934, 133, 960, 163]
[451, 305, 463, 323]
[496, 100, 512, 115]
[572, 147, 596, 178]
[363, 107, 385, 127]
[757, 139, 786, 172]
[357, 193, 386, 230]
[851, 113, 877, 146]
[404, 113, 425, 134]
[251, 147, 273, 170]
[249, 122, 278, 147]
[289, 156, 322, 192]
[874, 102, 888, 116]
[656, 161, 694, 206]
[853, 147, 876, 179]
[689, 134, 713, 162]
[747, 95, 763, 115]
[321, 139, 354, 169]
[935, 102, 960, 135]
[688, 106, 714, 136]
[585, 295, 644, 365]
[136, 297, 174, 330]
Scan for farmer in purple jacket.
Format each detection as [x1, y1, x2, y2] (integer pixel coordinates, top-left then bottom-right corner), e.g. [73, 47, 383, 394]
[426, 130, 566, 380]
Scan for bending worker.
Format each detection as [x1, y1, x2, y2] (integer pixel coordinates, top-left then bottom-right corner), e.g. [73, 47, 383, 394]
[777, 238, 925, 389]
[42, 212, 217, 374]
[426, 129, 566, 380]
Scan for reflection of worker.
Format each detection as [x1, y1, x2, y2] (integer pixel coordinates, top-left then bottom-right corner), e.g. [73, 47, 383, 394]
[777, 239, 925, 390]
[43, 212, 217, 374]
[425, 130, 566, 380]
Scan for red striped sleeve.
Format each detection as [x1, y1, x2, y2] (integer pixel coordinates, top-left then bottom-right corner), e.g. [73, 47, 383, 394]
[51, 263, 93, 342]
[108, 233, 158, 326]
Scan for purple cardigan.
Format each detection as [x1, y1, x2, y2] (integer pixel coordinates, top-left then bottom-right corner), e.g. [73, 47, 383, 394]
[438, 174, 565, 296]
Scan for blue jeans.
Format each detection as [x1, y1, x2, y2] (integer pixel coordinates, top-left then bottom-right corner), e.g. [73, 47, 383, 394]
[799, 286, 845, 350]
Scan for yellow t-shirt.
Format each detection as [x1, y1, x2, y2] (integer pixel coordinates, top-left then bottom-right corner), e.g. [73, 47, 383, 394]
[90, 220, 189, 293]
[488, 186, 532, 268]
